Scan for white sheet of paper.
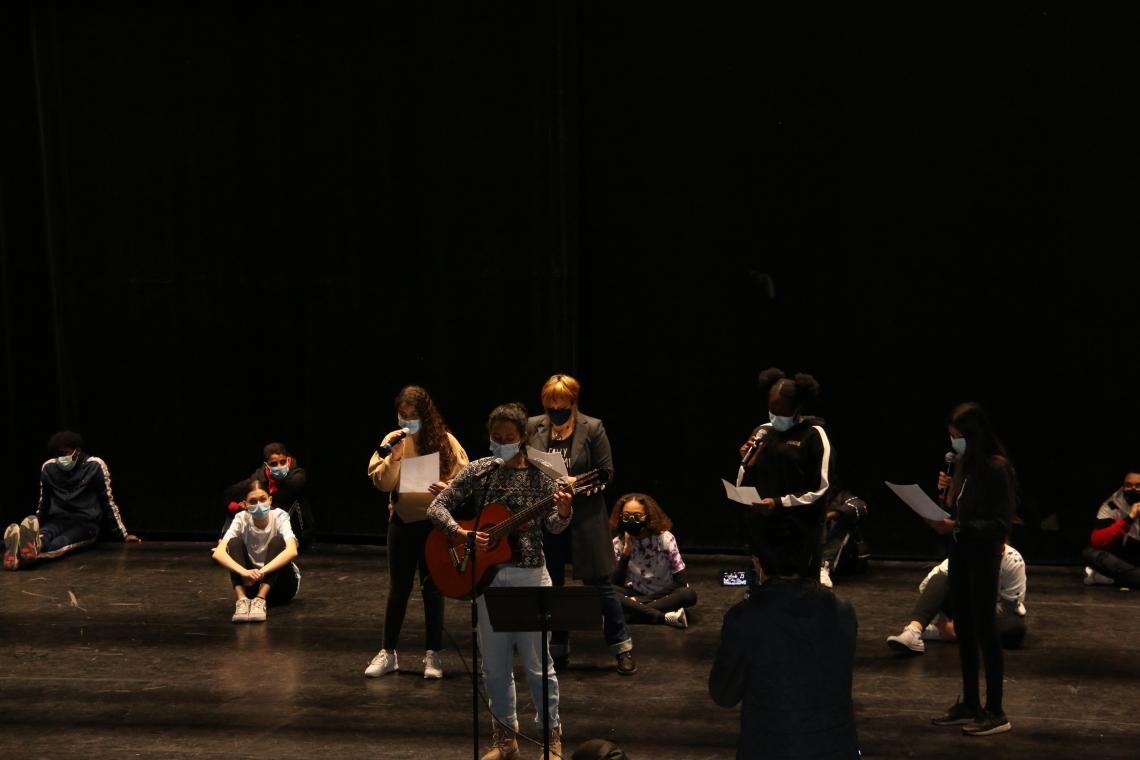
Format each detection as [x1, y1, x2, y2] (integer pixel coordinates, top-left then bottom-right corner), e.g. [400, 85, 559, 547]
[885, 482, 951, 521]
[721, 479, 761, 506]
[400, 452, 440, 494]
[527, 447, 569, 477]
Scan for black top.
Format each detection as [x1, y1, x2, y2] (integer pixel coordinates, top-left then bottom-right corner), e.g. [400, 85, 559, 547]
[951, 455, 1016, 543]
[709, 578, 859, 760]
[741, 417, 833, 510]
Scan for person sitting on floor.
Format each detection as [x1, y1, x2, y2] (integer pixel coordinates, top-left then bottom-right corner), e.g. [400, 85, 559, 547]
[819, 488, 870, 589]
[221, 441, 315, 551]
[609, 493, 698, 628]
[886, 543, 1027, 654]
[212, 478, 300, 623]
[4, 430, 139, 571]
[1082, 469, 1140, 587]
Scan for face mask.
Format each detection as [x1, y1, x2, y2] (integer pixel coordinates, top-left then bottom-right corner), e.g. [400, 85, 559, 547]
[769, 412, 796, 432]
[489, 440, 521, 461]
[269, 465, 290, 480]
[248, 502, 271, 518]
[399, 417, 422, 435]
[950, 437, 967, 456]
[620, 518, 646, 536]
[547, 407, 572, 426]
[56, 454, 77, 471]
[1123, 490, 1140, 506]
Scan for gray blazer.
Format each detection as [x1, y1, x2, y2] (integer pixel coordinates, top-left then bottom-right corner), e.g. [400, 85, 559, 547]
[527, 412, 616, 580]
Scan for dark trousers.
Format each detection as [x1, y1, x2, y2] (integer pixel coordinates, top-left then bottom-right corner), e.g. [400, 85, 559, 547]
[545, 529, 631, 656]
[912, 570, 1027, 649]
[949, 538, 1004, 713]
[1083, 545, 1140, 586]
[613, 584, 699, 625]
[37, 518, 100, 559]
[226, 536, 298, 605]
[383, 514, 443, 652]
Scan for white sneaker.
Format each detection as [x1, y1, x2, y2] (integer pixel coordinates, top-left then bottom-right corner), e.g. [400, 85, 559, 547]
[819, 562, 834, 589]
[664, 608, 688, 629]
[423, 650, 443, 679]
[887, 625, 925, 654]
[1084, 566, 1114, 586]
[247, 597, 267, 622]
[365, 649, 398, 678]
[232, 598, 251, 623]
[921, 623, 942, 641]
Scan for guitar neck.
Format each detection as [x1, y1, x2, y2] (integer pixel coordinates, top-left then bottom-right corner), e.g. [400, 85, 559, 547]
[484, 469, 601, 540]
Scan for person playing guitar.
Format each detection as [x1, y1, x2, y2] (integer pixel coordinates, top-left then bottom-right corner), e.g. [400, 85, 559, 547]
[426, 402, 573, 760]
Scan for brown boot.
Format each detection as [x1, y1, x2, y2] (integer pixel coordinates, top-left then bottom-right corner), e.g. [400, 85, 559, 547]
[548, 724, 562, 758]
[480, 721, 521, 760]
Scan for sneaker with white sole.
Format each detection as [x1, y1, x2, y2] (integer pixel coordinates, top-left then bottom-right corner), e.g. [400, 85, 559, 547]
[17, 516, 41, 565]
[886, 625, 925, 654]
[819, 562, 834, 589]
[232, 597, 252, 623]
[1084, 566, 1115, 586]
[962, 709, 1011, 736]
[365, 649, 398, 678]
[423, 650, 443, 679]
[3, 523, 20, 571]
[663, 608, 688, 628]
[247, 597, 267, 622]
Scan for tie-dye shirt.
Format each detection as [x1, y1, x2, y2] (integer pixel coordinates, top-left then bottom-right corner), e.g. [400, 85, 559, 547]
[612, 530, 686, 596]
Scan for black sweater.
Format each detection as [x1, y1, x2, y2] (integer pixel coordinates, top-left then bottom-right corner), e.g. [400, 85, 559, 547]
[951, 456, 1016, 543]
[741, 417, 833, 509]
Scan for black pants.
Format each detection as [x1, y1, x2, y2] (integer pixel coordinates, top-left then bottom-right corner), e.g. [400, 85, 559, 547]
[911, 570, 1027, 649]
[226, 536, 298, 605]
[948, 538, 1004, 713]
[545, 529, 632, 657]
[613, 584, 699, 625]
[383, 514, 443, 652]
[1082, 545, 1140, 586]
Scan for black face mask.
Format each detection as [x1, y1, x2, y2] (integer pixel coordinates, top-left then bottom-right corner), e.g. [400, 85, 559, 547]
[620, 518, 646, 536]
[1124, 490, 1140, 506]
[547, 407, 572, 426]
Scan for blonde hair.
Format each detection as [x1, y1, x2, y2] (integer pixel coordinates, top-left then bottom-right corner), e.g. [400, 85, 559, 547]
[540, 373, 580, 407]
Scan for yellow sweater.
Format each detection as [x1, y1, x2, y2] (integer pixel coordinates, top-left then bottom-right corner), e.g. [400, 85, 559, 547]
[367, 431, 469, 522]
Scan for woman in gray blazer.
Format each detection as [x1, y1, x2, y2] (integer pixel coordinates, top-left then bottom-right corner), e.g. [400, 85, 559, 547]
[527, 374, 636, 675]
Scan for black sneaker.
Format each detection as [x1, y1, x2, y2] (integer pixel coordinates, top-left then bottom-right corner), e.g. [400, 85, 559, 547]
[931, 698, 980, 726]
[962, 710, 1011, 736]
[616, 650, 637, 676]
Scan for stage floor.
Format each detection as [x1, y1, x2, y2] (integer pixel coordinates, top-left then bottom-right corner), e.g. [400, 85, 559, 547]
[1, 542, 1137, 759]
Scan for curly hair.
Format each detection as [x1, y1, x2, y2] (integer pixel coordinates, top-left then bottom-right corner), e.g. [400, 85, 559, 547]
[757, 367, 821, 410]
[609, 492, 673, 536]
[396, 385, 457, 477]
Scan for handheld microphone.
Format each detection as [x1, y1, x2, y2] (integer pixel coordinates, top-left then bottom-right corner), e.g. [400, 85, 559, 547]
[378, 428, 412, 458]
[741, 428, 768, 466]
[938, 451, 956, 500]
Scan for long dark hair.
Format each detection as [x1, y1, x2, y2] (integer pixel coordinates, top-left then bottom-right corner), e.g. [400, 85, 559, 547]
[947, 401, 1014, 503]
[396, 385, 456, 477]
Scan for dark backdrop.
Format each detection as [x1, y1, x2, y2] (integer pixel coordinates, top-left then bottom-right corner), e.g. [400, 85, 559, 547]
[2, 2, 1137, 560]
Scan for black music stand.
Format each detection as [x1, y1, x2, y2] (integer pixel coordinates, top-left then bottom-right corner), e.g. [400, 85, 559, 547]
[482, 585, 601, 760]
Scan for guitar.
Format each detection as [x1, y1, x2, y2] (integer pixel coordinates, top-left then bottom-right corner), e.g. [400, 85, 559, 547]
[425, 468, 607, 600]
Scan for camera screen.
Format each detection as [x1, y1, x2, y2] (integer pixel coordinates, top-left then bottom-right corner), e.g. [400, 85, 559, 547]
[721, 570, 748, 586]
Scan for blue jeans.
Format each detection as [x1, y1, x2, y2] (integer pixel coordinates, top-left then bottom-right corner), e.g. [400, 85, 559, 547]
[476, 565, 559, 730]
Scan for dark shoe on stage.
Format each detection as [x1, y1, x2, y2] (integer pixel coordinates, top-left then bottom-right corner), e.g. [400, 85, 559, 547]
[616, 650, 637, 676]
[931, 698, 980, 726]
[17, 516, 41, 564]
[3, 523, 20, 570]
[962, 710, 1011, 736]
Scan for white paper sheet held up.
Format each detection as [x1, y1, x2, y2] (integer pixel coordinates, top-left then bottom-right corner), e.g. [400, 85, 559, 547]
[400, 452, 440, 494]
[722, 479, 761, 506]
[527, 447, 569, 477]
[885, 482, 951, 521]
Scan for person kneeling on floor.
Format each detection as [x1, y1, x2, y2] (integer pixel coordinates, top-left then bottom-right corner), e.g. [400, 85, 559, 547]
[212, 478, 300, 623]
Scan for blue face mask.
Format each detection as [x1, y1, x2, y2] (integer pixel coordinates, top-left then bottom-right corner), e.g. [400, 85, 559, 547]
[56, 454, 78, 471]
[769, 411, 796, 432]
[269, 465, 290, 480]
[489, 440, 521, 461]
[950, 437, 967, 455]
[399, 417, 422, 435]
[248, 502, 271, 519]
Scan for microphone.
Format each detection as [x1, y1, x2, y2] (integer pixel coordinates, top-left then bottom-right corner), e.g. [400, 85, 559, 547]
[378, 428, 411, 458]
[741, 428, 768, 466]
[938, 451, 956, 500]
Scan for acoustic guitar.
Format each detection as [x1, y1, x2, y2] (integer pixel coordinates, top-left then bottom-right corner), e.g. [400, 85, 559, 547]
[425, 468, 606, 599]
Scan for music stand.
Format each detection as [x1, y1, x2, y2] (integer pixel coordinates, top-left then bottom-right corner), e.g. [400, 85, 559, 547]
[482, 585, 601, 760]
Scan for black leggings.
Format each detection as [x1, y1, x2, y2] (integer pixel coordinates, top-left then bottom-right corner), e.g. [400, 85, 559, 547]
[911, 570, 1026, 649]
[948, 539, 1004, 713]
[1082, 545, 1140, 585]
[613, 585, 698, 625]
[226, 536, 298, 605]
[382, 514, 443, 652]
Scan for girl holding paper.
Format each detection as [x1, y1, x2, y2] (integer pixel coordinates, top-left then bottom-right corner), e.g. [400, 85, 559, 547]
[365, 385, 469, 679]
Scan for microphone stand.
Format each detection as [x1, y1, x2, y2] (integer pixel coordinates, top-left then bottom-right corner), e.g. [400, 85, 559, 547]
[470, 516, 480, 760]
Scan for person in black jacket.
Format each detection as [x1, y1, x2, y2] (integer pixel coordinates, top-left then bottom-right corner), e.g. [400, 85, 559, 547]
[738, 368, 833, 579]
[4, 431, 140, 570]
[709, 512, 859, 760]
[528, 373, 635, 675]
[926, 402, 1017, 737]
[222, 442, 315, 551]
